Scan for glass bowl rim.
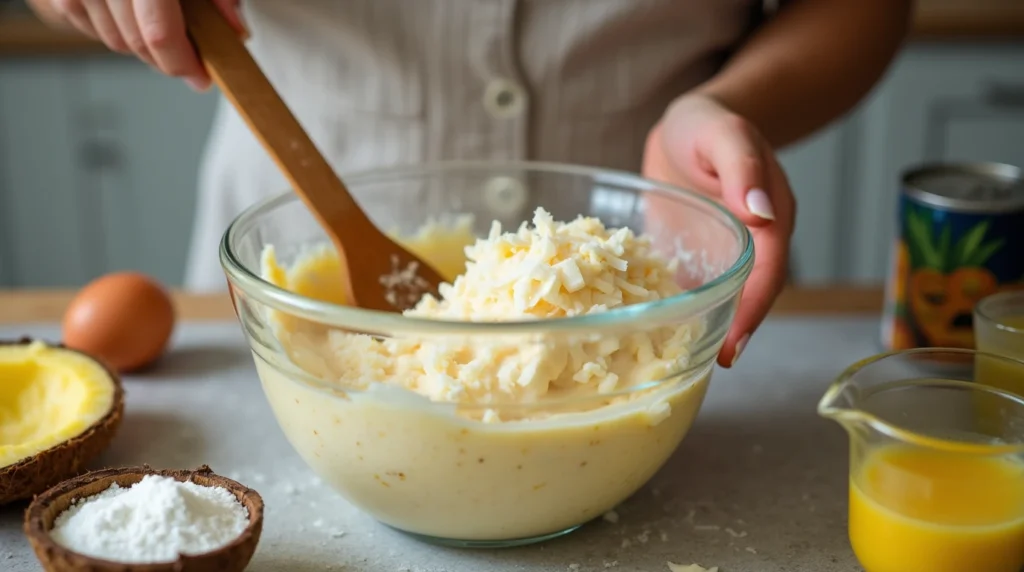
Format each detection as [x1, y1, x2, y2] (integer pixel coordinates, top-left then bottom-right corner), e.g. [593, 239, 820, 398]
[818, 347, 1024, 455]
[219, 159, 754, 335]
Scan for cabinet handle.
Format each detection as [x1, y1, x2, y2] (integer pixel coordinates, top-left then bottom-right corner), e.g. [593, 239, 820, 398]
[79, 140, 122, 171]
[985, 82, 1024, 108]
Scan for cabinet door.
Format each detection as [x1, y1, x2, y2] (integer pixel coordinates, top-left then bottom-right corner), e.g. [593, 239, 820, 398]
[0, 228, 10, 287]
[77, 58, 219, 287]
[848, 45, 1024, 282]
[0, 59, 99, 287]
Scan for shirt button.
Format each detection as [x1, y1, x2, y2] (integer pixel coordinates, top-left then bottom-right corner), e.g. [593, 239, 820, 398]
[484, 176, 528, 218]
[483, 78, 527, 119]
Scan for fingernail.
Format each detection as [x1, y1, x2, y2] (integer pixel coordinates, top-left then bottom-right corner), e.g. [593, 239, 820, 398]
[745, 188, 775, 221]
[184, 77, 210, 93]
[234, 6, 251, 40]
[238, 17, 251, 40]
[731, 333, 750, 367]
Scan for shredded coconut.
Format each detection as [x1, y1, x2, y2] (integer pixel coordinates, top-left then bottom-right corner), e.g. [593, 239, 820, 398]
[380, 255, 431, 309]
[668, 564, 718, 572]
[263, 207, 703, 422]
[50, 475, 249, 564]
[410, 207, 681, 320]
[725, 527, 748, 538]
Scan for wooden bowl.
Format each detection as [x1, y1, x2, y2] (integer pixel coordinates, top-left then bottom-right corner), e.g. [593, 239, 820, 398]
[24, 465, 264, 572]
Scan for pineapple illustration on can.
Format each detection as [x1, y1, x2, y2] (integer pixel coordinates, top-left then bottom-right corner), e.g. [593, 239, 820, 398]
[882, 162, 1024, 350]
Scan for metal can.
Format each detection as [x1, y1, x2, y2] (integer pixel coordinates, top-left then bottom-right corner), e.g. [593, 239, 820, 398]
[882, 162, 1024, 351]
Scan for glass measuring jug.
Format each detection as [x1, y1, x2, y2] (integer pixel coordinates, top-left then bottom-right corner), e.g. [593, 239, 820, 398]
[975, 290, 1024, 398]
[818, 348, 1024, 572]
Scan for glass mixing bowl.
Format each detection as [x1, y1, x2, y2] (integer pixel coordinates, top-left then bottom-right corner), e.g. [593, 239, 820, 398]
[220, 161, 753, 547]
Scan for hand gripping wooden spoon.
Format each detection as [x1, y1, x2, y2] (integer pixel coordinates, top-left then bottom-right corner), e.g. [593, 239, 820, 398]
[181, 0, 443, 312]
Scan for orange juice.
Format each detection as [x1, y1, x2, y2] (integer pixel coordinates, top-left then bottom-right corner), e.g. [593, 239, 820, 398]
[975, 314, 1024, 398]
[849, 445, 1024, 572]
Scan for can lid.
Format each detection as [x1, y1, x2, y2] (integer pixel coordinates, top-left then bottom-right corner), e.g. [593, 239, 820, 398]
[903, 162, 1024, 213]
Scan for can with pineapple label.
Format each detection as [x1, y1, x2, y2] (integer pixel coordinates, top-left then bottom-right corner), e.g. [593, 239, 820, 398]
[882, 162, 1024, 350]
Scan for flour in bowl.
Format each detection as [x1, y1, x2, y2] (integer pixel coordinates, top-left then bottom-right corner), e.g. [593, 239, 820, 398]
[50, 475, 249, 563]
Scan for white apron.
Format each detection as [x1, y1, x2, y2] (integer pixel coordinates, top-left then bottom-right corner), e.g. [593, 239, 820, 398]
[184, 0, 767, 291]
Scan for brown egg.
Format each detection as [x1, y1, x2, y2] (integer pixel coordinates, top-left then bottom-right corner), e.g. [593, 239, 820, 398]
[62, 272, 176, 373]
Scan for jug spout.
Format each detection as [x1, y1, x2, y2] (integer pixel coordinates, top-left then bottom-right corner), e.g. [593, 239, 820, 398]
[819, 348, 1024, 454]
[816, 356, 869, 426]
[817, 379, 871, 436]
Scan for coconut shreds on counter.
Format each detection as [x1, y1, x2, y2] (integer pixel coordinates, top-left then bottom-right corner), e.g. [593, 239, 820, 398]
[667, 563, 719, 572]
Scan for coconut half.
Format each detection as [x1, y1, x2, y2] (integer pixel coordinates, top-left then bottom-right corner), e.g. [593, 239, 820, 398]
[0, 338, 124, 505]
[24, 465, 264, 572]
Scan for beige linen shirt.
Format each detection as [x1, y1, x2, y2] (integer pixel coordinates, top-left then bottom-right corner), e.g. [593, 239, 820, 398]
[184, 0, 769, 291]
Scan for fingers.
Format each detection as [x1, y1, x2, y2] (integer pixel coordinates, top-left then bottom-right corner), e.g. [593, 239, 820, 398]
[108, 1, 153, 66]
[53, 0, 228, 92]
[654, 117, 722, 196]
[80, 0, 128, 52]
[213, 0, 248, 38]
[705, 115, 778, 229]
[717, 155, 796, 368]
[52, 0, 97, 38]
[133, 0, 210, 90]
[650, 97, 796, 368]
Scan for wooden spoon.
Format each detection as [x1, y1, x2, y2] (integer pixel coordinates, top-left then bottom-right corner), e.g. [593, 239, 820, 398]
[181, 0, 442, 312]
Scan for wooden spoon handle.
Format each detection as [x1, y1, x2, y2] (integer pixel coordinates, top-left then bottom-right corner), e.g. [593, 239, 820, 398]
[180, 0, 370, 235]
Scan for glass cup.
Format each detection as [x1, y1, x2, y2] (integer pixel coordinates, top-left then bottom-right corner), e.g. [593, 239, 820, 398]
[818, 348, 1024, 572]
[975, 290, 1024, 398]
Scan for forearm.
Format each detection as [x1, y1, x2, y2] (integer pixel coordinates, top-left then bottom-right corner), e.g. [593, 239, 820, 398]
[694, 0, 914, 149]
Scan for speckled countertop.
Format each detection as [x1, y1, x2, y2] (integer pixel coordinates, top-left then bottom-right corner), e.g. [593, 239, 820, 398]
[0, 317, 878, 572]
[0, 0, 1022, 56]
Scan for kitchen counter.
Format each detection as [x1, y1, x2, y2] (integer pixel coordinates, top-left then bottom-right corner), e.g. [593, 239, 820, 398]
[1, 0, 1022, 56]
[0, 287, 891, 571]
[0, 285, 885, 323]
[0, 15, 105, 55]
[913, 0, 1024, 40]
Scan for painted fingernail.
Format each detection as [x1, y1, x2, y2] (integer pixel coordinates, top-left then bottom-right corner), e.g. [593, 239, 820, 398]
[731, 333, 750, 367]
[237, 13, 251, 40]
[745, 188, 775, 221]
[184, 77, 210, 93]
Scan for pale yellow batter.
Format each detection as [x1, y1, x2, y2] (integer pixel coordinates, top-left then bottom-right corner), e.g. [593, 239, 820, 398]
[255, 209, 711, 540]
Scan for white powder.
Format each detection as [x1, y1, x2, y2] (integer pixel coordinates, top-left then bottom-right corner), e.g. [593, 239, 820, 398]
[50, 475, 249, 563]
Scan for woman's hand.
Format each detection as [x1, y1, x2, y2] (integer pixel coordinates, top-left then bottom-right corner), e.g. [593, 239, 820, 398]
[642, 93, 796, 368]
[48, 0, 244, 91]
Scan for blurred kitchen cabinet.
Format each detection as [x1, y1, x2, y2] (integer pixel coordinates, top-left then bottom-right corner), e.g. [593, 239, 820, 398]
[4, 44, 1023, 289]
[0, 57, 218, 288]
[845, 44, 1024, 282]
[776, 117, 856, 284]
[0, 59, 97, 288]
[77, 58, 219, 287]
